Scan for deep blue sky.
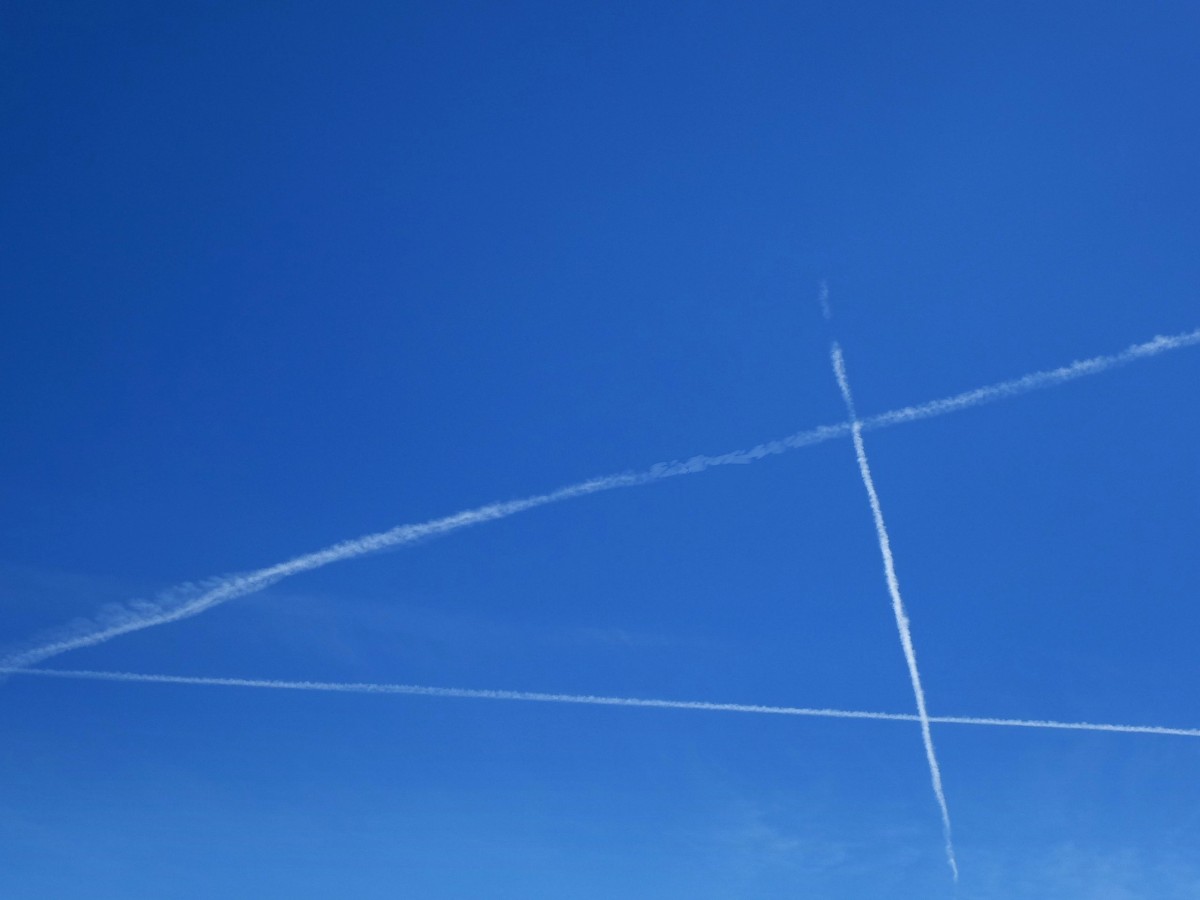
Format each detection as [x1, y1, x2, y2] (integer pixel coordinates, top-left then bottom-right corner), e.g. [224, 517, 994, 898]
[3, 2, 1199, 897]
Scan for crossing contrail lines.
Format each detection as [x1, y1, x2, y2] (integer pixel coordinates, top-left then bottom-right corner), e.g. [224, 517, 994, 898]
[3, 326, 1198, 672]
[6, 666, 1200, 739]
[832, 342, 958, 882]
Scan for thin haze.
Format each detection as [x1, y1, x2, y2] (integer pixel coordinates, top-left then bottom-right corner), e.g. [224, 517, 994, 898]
[3, 327, 1198, 672]
[831, 342, 958, 881]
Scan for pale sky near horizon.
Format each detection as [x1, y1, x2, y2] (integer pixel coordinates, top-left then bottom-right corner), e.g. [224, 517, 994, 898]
[3, 3, 1200, 897]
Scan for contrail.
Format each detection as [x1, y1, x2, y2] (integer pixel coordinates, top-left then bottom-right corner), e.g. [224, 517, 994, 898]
[3, 327, 1198, 671]
[6, 666, 1200, 739]
[831, 342, 958, 882]
[0, 430, 853, 670]
[2, 666, 916, 721]
[863, 327, 1200, 432]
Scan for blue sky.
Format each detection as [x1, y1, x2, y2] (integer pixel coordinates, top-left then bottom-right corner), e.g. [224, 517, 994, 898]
[3, 2, 1200, 897]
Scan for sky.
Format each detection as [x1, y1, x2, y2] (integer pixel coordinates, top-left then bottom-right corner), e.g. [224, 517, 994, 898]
[2, 2, 1200, 897]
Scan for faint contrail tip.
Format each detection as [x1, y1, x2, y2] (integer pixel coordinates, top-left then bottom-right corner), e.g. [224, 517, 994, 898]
[818, 280, 832, 320]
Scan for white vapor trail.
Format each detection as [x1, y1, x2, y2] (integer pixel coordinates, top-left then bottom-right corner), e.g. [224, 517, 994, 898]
[832, 342, 958, 882]
[863, 327, 1200, 432]
[3, 327, 1198, 671]
[7, 666, 1200, 739]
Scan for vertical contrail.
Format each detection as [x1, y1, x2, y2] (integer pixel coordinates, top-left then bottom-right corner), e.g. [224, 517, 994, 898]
[831, 342, 958, 882]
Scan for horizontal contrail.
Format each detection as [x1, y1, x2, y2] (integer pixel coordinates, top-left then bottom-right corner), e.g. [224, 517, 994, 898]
[3, 327, 1198, 670]
[832, 342, 957, 881]
[6, 666, 1200, 739]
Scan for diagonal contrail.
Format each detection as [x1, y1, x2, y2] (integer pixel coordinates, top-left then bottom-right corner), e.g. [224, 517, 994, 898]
[7, 666, 1200, 739]
[3, 327, 1198, 672]
[864, 328, 1200, 433]
[831, 342, 958, 882]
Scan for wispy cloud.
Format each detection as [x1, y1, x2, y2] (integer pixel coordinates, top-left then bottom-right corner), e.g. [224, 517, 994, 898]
[3, 327, 1197, 671]
[6, 666, 1200, 738]
[831, 342, 957, 882]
